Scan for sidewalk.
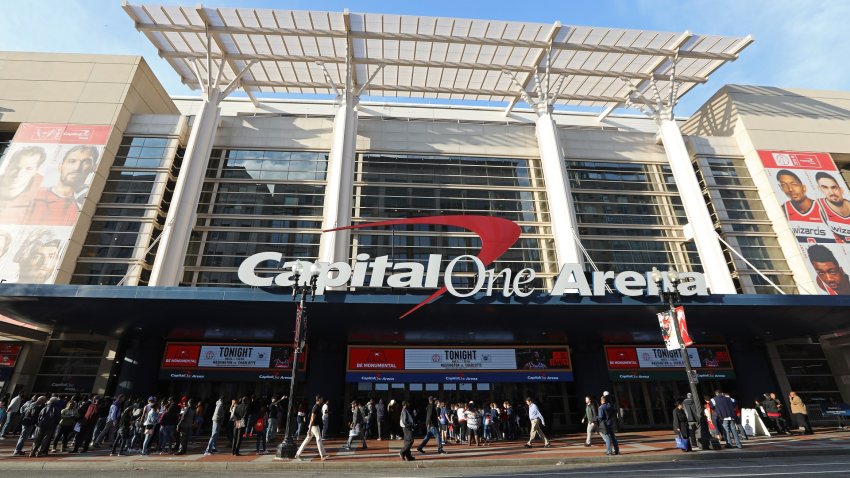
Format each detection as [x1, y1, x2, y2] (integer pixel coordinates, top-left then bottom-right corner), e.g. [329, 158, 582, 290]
[0, 427, 847, 470]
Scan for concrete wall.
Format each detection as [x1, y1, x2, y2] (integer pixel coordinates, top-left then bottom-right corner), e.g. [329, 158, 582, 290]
[561, 129, 667, 162]
[0, 52, 179, 285]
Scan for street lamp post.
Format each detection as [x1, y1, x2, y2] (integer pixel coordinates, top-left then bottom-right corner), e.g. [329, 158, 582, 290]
[276, 261, 319, 459]
[650, 267, 701, 405]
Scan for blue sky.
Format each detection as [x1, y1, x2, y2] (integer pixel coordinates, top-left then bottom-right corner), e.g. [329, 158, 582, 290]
[2, 0, 848, 115]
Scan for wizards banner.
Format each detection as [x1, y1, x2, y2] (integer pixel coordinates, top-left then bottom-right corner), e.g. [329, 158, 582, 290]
[759, 150, 850, 295]
[0, 123, 111, 284]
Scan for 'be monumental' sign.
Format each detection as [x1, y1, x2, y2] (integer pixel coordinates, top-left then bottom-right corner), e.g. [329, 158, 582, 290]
[238, 216, 708, 318]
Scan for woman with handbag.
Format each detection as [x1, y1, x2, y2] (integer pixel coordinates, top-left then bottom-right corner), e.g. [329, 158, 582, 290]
[231, 396, 249, 456]
[140, 401, 160, 456]
[672, 401, 692, 452]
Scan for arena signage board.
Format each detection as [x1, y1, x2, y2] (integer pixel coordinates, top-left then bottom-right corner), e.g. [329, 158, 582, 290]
[345, 345, 572, 383]
[160, 342, 306, 381]
[238, 215, 708, 317]
[605, 345, 735, 381]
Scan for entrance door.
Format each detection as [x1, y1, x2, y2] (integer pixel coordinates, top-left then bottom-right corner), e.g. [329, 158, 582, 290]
[612, 380, 725, 429]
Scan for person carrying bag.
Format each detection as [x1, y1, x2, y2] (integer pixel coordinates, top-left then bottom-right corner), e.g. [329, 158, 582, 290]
[672, 401, 693, 452]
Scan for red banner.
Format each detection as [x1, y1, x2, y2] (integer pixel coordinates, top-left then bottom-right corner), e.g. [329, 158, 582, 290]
[12, 124, 112, 145]
[757, 150, 833, 171]
[348, 347, 405, 371]
[162, 344, 201, 367]
[606, 347, 639, 369]
[675, 306, 694, 347]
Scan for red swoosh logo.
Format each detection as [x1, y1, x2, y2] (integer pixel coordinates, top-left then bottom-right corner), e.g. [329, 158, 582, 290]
[325, 215, 521, 319]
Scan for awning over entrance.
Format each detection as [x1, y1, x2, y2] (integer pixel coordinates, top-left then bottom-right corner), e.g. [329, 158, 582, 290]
[0, 284, 848, 343]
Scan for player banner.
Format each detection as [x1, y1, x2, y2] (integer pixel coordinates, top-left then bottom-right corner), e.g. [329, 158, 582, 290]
[0, 123, 111, 284]
[759, 150, 850, 294]
[657, 306, 694, 351]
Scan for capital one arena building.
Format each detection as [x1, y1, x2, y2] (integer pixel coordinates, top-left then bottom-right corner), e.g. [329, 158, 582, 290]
[0, 4, 848, 431]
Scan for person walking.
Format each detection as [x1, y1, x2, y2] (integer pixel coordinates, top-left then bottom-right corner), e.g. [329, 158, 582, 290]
[141, 401, 160, 456]
[320, 399, 330, 440]
[672, 401, 693, 452]
[762, 392, 787, 434]
[175, 398, 195, 455]
[204, 396, 225, 455]
[31, 396, 59, 456]
[416, 396, 445, 454]
[466, 402, 482, 446]
[294, 402, 306, 441]
[94, 395, 123, 447]
[581, 396, 598, 447]
[597, 395, 620, 455]
[71, 396, 97, 454]
[399, 401, 415, 461]
[158, 400, 179, 454]
[1, 391, 25, 438]
[364, 398, 375, 439]
[110, 400, 134, 456]
[711, 390, 742, 449]
[52, 400, 77, 452]
[523, 397, 551, 449]
[294, 395, 327, 461]
[789, 392, 813, 435]
[387, 399, 400, 440]
[231, 397, 248, 456]
[682, 393, 701, 450]
[345, 400, 367, 450]
[375, 398, 385, 440]
[254, 406, 267, 455]
[13, 395, 45, 456]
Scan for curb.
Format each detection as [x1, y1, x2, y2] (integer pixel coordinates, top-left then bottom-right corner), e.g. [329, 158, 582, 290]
[1, 446, 849, 471]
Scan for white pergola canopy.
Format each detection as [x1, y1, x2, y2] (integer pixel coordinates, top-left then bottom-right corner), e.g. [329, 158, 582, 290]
[124, 3, 752, 115]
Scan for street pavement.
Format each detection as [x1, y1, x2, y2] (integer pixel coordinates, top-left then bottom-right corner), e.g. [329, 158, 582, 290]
[0, 455, 848, 477]
[0, 426, 847, 473]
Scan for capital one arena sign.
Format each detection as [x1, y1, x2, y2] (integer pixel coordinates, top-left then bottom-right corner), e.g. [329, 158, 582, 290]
[238, 216, 707, 318]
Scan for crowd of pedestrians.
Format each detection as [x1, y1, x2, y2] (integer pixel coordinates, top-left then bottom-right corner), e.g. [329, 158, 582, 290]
[0, 388, 818, 459]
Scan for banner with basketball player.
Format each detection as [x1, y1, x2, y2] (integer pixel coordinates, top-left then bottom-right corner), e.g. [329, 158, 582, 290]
[758, 150, 850, 294]
[657, 306, 694, 350]
[0, 123, 111, 284]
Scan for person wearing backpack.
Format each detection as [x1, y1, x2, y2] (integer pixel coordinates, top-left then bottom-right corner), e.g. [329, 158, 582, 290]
[254, 405, 268, 455]
[31, 396, 59, 457]
[71, 395, 97, 453]
[13, 395, 45, 456]
[158, 400, 179, 454]
[110, 402, 135, 456]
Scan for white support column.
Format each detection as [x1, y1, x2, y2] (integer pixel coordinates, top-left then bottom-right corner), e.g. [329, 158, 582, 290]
[535, 111, 583, 267]
[149, 89, 221, 286]
[658, 119, 737, 294]
[318, 97, 358, 265]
